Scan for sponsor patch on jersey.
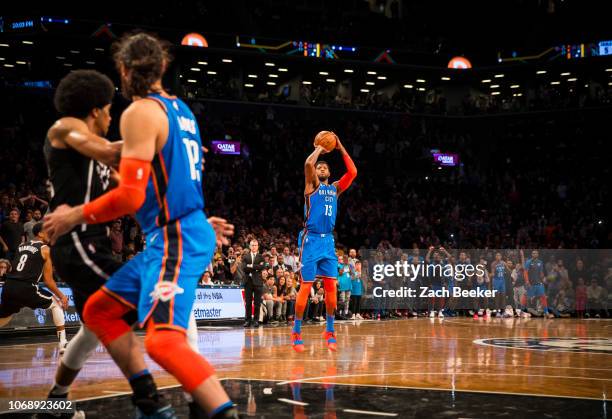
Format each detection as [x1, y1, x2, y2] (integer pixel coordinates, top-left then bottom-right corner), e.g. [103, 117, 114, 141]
[474, 337, 612, 354]
[149, 281, 185, 302]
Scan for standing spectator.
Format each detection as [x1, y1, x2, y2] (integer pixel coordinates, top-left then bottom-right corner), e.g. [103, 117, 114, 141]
[230, 249, 246, 285]
[586, 278, 607, 318]
[23, 209, 42, 241]
[575, 277, 588, 318]
[109, 219, 124, 262]
[213, 256, 230, 284]
[337, 254, 353, 319]
[350, 260, 364, 319]
[0, 209, 24, 260]
[242, 239, 265, 327]
[348, 248, 359, 270]
[19, 194, 48, 213]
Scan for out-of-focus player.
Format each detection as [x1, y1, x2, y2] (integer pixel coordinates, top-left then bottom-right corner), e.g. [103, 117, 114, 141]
[44, 33, 238, 418]
[291, 132, 357, 352]
[0, 223, 69, 350]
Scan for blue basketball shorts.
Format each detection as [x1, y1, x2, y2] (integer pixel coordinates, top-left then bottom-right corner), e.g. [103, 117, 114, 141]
[102, 210, 215, 331]
[297, 230, 337, 282]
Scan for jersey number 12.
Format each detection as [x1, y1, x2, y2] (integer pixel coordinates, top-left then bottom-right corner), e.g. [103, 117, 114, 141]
[183, 138, 201, 181]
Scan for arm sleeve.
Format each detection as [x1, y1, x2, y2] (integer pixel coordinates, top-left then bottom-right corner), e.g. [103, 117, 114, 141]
[337, 152, 357, 192]
[83, 157, 150, 224]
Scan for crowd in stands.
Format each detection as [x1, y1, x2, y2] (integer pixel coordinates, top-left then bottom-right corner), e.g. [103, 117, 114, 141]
[0, 85, 609, 320]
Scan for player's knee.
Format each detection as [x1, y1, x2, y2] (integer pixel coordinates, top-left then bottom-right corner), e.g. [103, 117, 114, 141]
[145, 327, 215, 392]
[82, 290, 130, 346]
[323, 278, 336, 293]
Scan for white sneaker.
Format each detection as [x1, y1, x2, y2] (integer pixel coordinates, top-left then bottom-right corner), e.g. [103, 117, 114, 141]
[485, 309, 492, 318]
[477, 309, 484, 317]
[520, 311, 531, 318]
[429, 311, 435, 318]
[357, 314, 363, 319]
[351, 314, 356, 320]
[438, 311, 444, 318]
[411, 311, 418, 317]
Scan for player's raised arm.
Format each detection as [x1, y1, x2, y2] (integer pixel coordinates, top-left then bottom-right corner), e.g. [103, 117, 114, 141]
[304, 145, 327, 195]
[332, 138, 357, 196]
[44, 100, 164, 243]
[48, 117, 122, 167]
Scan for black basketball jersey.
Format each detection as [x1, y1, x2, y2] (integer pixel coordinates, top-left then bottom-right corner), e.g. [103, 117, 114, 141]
[7, 240, 46, 284]
[44, 137, 111, 244]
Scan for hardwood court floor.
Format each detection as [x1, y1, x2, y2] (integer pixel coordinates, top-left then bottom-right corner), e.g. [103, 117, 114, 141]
[0, 318, 610, 404]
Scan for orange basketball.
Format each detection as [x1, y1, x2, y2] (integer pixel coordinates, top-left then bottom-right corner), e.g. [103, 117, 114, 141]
[314, 131, 338, 152]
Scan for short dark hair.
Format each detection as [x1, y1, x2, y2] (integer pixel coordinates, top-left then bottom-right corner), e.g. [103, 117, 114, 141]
[113, 32, 172, 98]
[32, 222, 43, 237]
[316, 160, 329, 169]
[54, 70, 115, 118]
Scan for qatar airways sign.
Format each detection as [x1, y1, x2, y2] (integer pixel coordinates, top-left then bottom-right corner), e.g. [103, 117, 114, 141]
[433, 153, 459, 166]
[212, 141, 241, 155]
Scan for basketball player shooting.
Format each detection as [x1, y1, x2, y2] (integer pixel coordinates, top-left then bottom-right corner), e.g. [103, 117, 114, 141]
[291, 131, 357, 352]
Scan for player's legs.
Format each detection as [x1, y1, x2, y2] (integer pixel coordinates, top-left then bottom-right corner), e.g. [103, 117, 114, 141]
[292, 231, 315, 351]
[493, 279, 506, 314]
[30, 286, 67, 348]
[49, 298, 67, 348]
[83, 252, 171, 416]
[141, 215, 237, 418]
[48, 237, 125, 397]
[317, 236, 339, 350]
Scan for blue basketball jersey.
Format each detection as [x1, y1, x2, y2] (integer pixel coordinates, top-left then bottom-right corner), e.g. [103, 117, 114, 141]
[304, 183, 337, 234]
[494, 262, 506, 280]
[136, 93, 204, 233]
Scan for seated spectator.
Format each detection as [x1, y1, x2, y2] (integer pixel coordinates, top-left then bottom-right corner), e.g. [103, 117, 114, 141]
[275, 275, 288, 323]
[259, 272, 279, 324]
[308, 280, 325, 322]
[200, 271, 215, 286]
[285, 275, 297, 320]
[586, 278, 607, 318]
[0, 259, 10, 283]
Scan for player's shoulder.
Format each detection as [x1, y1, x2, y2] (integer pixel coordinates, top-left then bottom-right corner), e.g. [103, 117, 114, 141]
[125, 97, 168, 115]
[47, 117, 88, 141]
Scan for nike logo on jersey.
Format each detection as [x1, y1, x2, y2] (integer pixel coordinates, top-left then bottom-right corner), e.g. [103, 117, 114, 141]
[149, 233, 159, 243]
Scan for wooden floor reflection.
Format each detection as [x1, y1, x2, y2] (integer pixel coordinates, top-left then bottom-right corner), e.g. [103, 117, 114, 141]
[0, 318, 610, 401]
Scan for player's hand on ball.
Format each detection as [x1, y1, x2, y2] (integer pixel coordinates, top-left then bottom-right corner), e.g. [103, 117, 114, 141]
[208, 216, 234, 247]
[43, 204, 81, 245]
